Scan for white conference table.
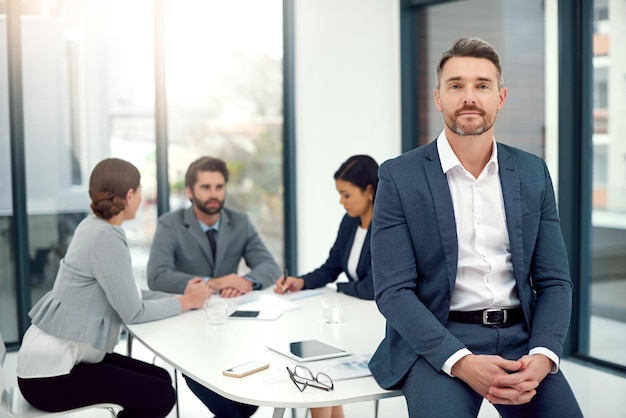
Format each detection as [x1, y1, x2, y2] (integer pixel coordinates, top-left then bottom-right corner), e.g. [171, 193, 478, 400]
[126, 286, 402, 418]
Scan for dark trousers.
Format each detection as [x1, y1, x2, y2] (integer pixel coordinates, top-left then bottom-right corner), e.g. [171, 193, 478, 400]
[18, 352, 176, 418]
[184, 374, 258, 418]
[402, 322, 583, 418]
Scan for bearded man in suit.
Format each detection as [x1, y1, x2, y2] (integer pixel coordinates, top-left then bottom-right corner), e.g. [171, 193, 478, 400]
[148, 156, 279, 418]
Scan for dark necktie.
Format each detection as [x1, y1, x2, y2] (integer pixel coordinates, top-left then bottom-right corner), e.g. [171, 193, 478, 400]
[206, 229, 216, 258]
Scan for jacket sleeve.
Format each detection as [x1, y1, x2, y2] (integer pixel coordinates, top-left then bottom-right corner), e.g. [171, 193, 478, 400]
[300, 218, 348, 290]
[337, 266, 374, 300]
[301, 214, 375, 300]
[147, 213, 196, 294]
[372, 160, 466, 371]
[93, 228, 182, 325]
[524, 159, 573, 357]
[240, 215, 281, 289]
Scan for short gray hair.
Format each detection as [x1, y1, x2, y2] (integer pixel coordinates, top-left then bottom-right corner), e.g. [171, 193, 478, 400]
[435, 37, 504, 89]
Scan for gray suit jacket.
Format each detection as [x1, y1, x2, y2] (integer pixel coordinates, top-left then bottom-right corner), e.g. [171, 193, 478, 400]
[148, 206, 280, 294]
[369, 140, 573, 389]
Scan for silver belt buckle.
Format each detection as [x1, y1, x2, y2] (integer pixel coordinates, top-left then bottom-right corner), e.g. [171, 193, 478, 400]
[482, 309, 506, 326]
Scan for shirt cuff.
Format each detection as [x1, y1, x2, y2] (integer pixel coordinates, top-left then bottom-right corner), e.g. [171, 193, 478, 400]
[245, 275, 261, 290]
[529, 347, 560, 374]
[442, 348, 472, 377]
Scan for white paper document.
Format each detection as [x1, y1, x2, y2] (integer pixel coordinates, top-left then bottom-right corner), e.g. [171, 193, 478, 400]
[234, 294, 299, 312]
[224, 293, 300, 320]
[308, 354, 373, 381]
[263, 354, 373, 385]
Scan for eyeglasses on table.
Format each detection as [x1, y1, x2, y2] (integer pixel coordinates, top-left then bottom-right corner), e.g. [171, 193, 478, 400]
[286, 365, 334, 392]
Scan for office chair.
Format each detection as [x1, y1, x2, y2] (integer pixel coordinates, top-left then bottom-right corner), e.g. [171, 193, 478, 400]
[1, 332, 122, 417]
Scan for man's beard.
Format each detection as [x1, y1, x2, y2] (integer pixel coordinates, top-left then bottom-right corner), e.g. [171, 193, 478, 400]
[192, 196, 225, 216]
[445, 105, 494, 136]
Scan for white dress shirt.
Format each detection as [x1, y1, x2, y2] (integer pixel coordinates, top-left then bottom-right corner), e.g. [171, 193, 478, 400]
[17, 325, 106, 378]
[436, 131, 558, 376]
[346, 226, 368, 281]
[437, 132, 520, 311]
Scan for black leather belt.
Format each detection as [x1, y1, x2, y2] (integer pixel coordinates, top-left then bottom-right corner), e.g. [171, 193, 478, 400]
[448, 308, 524, 327]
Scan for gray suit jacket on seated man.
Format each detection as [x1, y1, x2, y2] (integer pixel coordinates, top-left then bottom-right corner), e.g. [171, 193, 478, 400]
[147, 205, 279, 294]
[147, 156, 280, 418]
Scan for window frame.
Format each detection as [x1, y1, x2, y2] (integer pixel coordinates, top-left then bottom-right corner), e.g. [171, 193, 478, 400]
[398, 0, 626, 376]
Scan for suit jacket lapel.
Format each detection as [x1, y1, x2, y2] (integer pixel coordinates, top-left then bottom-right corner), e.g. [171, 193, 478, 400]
[497, 144, 525, 287]
[424, 142, 458, 294]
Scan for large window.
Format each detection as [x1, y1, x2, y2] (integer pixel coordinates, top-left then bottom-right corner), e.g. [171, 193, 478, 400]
[0, 10, 17, 342]
[587, 0, 626, 368]
[403, 0, 626, 373]
[0, 0, 156, 343]
[411, 1, 547, 157]
[163, 0, 284, 265]
[0, 0, 284, 345]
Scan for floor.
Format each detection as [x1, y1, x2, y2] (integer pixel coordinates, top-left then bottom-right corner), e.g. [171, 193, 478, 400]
[3, 329, 626, 418]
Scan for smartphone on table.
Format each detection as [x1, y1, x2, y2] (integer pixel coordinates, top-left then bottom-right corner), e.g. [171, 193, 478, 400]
[222, 361, 270, 378]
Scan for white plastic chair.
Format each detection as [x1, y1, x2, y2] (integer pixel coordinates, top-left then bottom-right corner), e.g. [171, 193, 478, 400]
[1, 332, 122, 417]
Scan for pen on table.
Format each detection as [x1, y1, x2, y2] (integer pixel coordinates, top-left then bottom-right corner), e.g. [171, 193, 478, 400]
[281, 267, 289, 294]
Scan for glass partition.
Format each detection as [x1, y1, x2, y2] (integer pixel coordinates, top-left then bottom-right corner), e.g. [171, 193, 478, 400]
[163, 0, 284, 265]
[409, 0, 626, 370]
[588, 0, 626, 367]
[417, 1, 546, 157]
[0, 12, 18, 342]
[1, 0, 285, 338]
[13, 1, 154, 301]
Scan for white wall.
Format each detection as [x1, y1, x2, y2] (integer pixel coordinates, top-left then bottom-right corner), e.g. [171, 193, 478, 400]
[293, 0, 401, 274]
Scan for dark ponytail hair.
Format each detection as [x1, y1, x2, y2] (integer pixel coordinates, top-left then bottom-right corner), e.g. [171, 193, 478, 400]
[89, 158, 141, 219]
[334, 155, 379, 200]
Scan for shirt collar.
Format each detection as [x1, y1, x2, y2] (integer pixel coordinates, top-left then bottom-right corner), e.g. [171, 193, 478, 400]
[199, 216, 220, 233]
[436, 130, 499, 175]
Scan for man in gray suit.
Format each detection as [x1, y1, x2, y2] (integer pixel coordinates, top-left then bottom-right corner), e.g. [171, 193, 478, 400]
[148, 156, 280, 418]
[148, 156, 280, 298]
[369, 38, 583, 418]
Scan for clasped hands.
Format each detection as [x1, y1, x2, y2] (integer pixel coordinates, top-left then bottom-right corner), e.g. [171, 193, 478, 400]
[179, 274, 253, 310]
[451, 353, 553, 405]
[205, 273, 254, 298]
